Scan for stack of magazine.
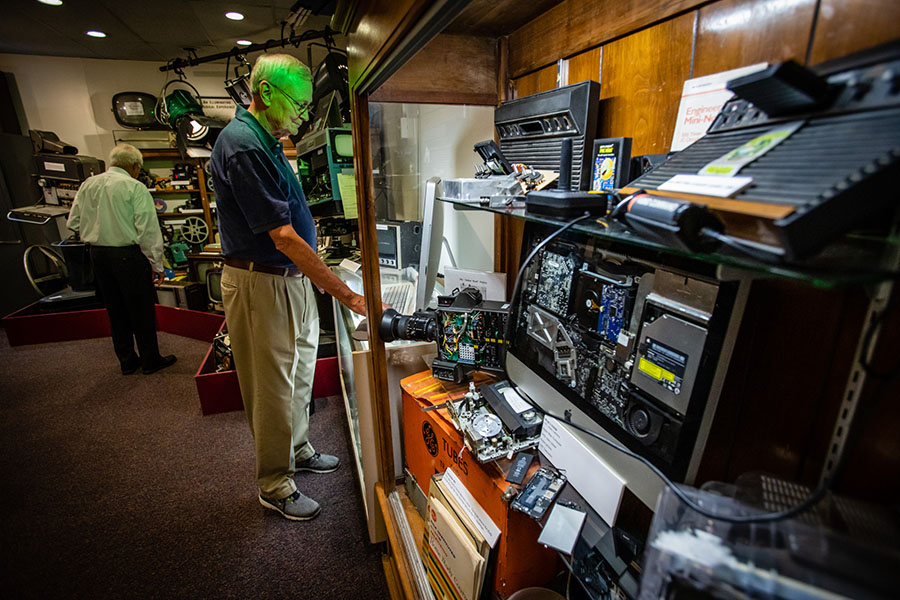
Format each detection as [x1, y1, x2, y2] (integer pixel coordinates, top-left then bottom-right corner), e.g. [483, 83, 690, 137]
[422, 469, 499, 600]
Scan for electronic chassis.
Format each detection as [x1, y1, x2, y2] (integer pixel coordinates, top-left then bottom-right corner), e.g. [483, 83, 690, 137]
[381, 289, 543, 463]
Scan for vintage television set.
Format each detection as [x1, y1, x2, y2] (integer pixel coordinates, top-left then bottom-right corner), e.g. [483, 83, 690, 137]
[296, 125, 354, 218]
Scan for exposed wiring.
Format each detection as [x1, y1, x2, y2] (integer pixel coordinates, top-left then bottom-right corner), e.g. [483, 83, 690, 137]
[502, 209, 895, 524]
[502, 212, 597, 367]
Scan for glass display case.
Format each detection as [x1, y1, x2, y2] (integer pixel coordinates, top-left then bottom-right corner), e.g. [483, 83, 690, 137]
[332, 263, 440, 543]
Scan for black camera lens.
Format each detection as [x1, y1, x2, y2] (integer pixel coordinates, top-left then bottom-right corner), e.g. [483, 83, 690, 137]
[380, 308, 437, 342]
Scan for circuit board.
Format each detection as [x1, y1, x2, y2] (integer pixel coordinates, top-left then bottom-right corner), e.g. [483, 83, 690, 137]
[591, 362, 627, 428]
[437, 307, 508, 371]
[536, 249, 577, 316]
[512, 223, 733, 479]
[439, 311, 478, 363]
[599, 284, 629, 343]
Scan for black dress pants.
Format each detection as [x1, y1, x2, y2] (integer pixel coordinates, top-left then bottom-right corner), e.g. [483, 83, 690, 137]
[89, 245, 161, 369]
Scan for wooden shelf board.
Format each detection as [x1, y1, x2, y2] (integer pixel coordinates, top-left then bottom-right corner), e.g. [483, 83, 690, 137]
[140, 149, 204, 160]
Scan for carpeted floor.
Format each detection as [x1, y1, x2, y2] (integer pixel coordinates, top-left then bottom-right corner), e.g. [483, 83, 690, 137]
[0, 329, 389, 600]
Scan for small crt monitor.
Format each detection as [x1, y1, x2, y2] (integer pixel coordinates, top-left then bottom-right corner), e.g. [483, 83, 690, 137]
[207, 269, 224, 304]
[332, 133, 353, 158]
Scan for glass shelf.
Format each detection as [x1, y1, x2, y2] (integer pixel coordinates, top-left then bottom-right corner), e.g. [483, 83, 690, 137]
[439, 197, 900, 288]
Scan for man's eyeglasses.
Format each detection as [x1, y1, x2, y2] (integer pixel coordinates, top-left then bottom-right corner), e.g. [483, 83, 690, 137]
[269, 83, 313, 118]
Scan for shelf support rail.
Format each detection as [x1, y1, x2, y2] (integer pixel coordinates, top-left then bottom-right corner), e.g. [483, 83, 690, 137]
[820, 216, 900, 483]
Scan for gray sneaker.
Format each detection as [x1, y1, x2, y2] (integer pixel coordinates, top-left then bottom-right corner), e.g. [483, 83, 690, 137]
[296, 452, 341, 473]
[258, 490, 321, 521]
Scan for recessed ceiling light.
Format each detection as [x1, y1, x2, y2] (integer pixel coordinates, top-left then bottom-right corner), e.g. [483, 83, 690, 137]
[38, 0, 63, 5]
[86, 30, 107, 38]
[236, 40, 252, 47]
[225, 12, 244, 21]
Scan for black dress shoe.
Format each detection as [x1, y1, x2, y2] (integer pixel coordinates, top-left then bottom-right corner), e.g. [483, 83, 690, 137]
[142, 355, 177, 375]
[121, 361, 141, 375]
[120, 355, 141, 375]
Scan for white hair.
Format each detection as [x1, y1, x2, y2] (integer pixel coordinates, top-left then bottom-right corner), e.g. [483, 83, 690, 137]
[250, 53, 311, 95]
[108, 143, 143, 170]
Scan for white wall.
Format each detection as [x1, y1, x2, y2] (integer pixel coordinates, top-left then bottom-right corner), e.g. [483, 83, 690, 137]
[417, 104, 495, 273]
[0, 53, 251, 161]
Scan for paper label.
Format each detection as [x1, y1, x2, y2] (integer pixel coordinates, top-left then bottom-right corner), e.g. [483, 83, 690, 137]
[591, 142, 619, 192]
[123, 101, 144, 116]
[43, 161, 66, 172]
[444, 267, 507, 302]
[658, 174, 753, 197]
[501, 388, 532, 415]
[339, 258, 361, 273]
[699, 121, 804, 177]
[539, 417, 625, 525]
[443, 468, 501, 548]
[336, 171, 358, 219]
[670, 63, 768, 152]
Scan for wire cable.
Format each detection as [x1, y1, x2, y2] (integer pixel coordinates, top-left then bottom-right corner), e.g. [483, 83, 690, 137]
[502, 211, 895, 523]
[502, 212, 597, 368]
[700, 226, 784, 263]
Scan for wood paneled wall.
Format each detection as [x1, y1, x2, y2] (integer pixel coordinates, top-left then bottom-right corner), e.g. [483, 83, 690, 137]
[369, 34, 497, 104]
[343, 0, 431, 90]
[596, 13, 694, 154]
[507, 0, 708, 78]
[692, 0, 817, 77]
[809, 0, 900, 64]
[511, 0, 900, 155]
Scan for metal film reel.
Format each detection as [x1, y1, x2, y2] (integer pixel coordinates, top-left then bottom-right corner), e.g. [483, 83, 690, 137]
[180, 216, 209, 245]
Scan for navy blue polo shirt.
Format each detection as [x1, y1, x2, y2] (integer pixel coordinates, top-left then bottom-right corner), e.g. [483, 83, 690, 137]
[210, 105, 316, 268]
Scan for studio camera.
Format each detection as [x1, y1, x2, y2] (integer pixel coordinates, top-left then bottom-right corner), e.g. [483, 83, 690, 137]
[379, 287, 509, 383]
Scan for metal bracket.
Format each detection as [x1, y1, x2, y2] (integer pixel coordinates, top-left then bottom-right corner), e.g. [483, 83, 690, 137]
[820, 216, 900, 482]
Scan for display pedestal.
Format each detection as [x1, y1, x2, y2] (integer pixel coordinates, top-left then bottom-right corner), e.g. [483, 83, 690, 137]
[401, 370, 558, 598]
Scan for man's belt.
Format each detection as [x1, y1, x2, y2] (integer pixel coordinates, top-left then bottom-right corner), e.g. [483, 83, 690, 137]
[224, 257, 303, 277]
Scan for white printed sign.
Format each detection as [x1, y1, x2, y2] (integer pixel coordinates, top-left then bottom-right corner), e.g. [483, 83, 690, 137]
[670, 63, 768, 152]
[658, 174, 754, 197]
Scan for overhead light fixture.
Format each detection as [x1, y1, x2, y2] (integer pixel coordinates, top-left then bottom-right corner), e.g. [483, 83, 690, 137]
[86, 30, 107, 38]
[225, 11, 244, 21]
[236, 40, 251, 46]
[38, 0, 63, 5]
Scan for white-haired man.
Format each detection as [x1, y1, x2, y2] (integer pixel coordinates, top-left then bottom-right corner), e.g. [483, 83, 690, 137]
[67, 143, 176, 375]
[211, 54, 372, 521]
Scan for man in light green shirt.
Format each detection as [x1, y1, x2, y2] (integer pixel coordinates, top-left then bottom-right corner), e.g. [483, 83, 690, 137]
[67, 143, 176, 375]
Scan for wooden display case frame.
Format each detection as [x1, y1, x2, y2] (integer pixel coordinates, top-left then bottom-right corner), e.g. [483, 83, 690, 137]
[333, 2, 900, 599]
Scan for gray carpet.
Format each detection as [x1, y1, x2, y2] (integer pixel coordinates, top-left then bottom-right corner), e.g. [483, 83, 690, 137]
[0, 329, 389, 599]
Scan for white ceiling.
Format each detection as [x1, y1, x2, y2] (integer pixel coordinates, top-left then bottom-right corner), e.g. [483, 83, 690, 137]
[0, 0, 341, 63]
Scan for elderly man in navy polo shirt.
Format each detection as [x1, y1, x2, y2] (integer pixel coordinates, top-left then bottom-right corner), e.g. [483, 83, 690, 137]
[210, 54, 367, 521]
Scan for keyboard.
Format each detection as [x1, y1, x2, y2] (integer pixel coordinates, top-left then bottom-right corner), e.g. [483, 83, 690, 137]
[382, 281, 415, 315]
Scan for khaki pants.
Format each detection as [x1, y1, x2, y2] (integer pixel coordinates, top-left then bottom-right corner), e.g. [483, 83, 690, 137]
[221, 264, 319, 499]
